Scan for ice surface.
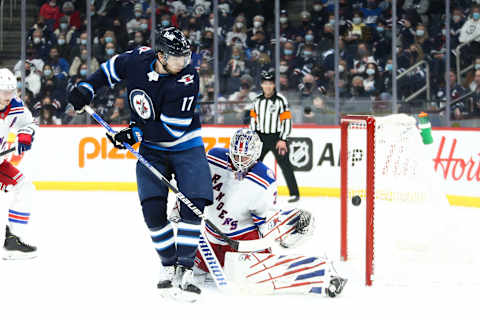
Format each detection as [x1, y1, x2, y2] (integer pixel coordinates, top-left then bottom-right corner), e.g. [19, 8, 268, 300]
[0, 192, 478, 320]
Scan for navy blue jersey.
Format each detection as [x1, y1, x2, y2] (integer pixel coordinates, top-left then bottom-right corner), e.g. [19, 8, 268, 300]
[80, 46, 202, 151]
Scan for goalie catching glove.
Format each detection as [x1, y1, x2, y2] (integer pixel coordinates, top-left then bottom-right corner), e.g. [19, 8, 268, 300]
[106, 124, 143, 149]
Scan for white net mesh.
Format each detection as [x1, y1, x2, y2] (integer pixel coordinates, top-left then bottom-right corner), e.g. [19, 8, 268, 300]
[343, 114, 476, 286]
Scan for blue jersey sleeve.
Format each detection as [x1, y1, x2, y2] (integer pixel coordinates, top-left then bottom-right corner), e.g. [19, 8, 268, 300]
[79, 47, 152, 98]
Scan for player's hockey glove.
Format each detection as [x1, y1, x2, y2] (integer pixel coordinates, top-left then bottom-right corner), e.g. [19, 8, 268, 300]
[17, 133, 32, 154]
[106, 124, 143, 149]
[67, 83, 93, 113]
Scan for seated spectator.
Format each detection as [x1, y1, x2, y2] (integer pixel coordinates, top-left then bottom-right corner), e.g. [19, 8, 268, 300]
[459, 5, 480, 64]
[46, 46, 69, 80]
[402, 0, 430, 25]
[14, 71, 34, 102]
[199, 61, 215, 98]
[69, 48, 99, 77]
[109, 97, 130, 125]
[228, 74, 257, 109]
[344, 10, 367, 44]
[360, 0, 383, 27]
[38, 104, 61, 125]
[350, 42, 375, 76]
[372, 19, 391, 63]
[226, 17, 248, 47]
[39, 0, 60, 30]
[14, 62, 41, 98]
[70, 31, 88, 62]
[126, 3, 145, 34]
[54, 1, 82, 31]
[29, 28, 54, 61]
[311, 0, 328, 29]
[279, 9, 298, 41]
[112, 18, 129, 52]
[398, 17, 416, 48]
[351, 75, 369, 98]
[435, 71, 469, 120]
[223, 46, 246, 95]
[363, 62, 384, 98]
[470, 70, 480, 117]
[128, 31, 148, 50]
[94, 30, 117, 62]
[101, 42, 118, 63]
[56, 33, 72, 62]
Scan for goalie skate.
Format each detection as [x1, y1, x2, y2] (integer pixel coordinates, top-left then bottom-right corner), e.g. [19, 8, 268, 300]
[325, 276, 348, 298]
[3, 226, 37, 260]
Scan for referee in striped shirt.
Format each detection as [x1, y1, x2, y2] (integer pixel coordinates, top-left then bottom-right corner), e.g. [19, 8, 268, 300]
[249, 70, 299, 203]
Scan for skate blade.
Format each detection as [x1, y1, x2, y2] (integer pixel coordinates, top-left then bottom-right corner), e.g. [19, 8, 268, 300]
[2, 249, 37, 260]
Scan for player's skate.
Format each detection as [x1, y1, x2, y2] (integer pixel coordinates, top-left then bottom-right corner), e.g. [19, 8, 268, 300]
[174, 266, 201, 303]
[157, 265, 179, 299]
[3, 226, 37, 260]
[325, 276, 348, 298]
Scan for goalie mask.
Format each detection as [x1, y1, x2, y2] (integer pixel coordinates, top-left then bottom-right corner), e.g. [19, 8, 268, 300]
[0, 68, 16, 108]
[229, 129, 262, 178]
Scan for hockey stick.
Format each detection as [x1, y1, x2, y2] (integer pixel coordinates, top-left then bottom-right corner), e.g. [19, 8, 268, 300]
[83, 105, 230, 290]
[0, 147, 16, 157]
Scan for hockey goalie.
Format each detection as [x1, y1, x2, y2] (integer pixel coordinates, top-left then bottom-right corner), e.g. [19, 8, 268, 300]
[170, 129, 346, 297]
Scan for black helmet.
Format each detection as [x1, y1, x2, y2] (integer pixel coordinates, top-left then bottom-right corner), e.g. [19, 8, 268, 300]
[260, 70, 275, 82]
[155, 26, 191, 56]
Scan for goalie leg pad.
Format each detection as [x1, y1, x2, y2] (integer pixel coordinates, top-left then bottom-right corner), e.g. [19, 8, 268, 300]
[224, 252, 334, 296]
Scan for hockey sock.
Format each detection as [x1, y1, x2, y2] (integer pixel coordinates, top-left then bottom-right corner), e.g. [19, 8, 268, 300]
[142, 197, 177, 266]
[7, 178, 34, 239]
[176, 198, 206, 268]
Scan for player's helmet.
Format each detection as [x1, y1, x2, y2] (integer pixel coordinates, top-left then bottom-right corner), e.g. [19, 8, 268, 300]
[155, 26, 191, 72]
[0, 68, 17, 106]
[229, 129, 263, 176]
[260, 70, 275, 82]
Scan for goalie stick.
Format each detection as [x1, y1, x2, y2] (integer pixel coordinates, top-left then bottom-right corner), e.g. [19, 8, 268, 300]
[83, 105, 230, 290]
[0, 147, 16, 157]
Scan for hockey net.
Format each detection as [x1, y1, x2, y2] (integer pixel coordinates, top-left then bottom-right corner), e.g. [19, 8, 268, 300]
[339, 114, 467, 286]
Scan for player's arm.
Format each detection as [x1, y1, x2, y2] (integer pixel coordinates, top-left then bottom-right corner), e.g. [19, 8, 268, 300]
[67, 51, 131, 112]
[278, 95, 292, 141]
[12, 103, 37, 154]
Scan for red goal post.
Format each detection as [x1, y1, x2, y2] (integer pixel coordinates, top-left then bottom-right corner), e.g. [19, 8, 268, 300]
[340, 115, 375, 286]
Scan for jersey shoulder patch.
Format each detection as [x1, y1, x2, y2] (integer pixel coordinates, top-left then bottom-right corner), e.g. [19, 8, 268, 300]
[245, 162, 276, 189]
[207, 148, 231, 170]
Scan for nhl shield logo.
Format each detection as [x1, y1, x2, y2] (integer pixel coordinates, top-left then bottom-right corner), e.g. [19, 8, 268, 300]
[129, 89, 155, 120]
[288, 137, 313, 171]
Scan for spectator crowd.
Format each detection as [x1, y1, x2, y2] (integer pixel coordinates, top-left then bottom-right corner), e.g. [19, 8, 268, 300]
[12, 0, 480, 125]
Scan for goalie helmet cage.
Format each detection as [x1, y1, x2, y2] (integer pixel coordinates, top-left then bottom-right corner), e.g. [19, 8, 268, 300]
[339, 114, 455, 287]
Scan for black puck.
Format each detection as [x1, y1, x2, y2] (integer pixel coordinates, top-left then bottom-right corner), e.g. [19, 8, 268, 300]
[352, 195, 361, 206]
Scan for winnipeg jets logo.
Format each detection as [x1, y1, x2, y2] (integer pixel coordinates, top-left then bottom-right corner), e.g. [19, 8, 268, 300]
[138, 46, 152, 54]
[178, 74, 194, 85]
[129, 89, 155, 120]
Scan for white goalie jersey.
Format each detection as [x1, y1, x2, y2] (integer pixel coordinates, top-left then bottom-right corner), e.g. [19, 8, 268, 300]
[0, 96, 36, 161]
[203, 147, 277, 245]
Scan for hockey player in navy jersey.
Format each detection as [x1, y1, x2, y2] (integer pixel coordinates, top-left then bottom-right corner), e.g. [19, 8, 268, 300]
[67, 27, 213, 298]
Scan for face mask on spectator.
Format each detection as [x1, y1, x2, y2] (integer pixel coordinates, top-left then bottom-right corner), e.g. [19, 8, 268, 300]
[416, 30, 425, 37]
[81, 53, 88, 60]
[473, 12, 480, 21]
[44, 69, 52, 77]
[162, 20, 170, 27]
[232, 55, 240, 60]
[279, 65, 288, 73]
[280, 17, 288, 24]
[284, 48, 293, 55]
[329, 19, 335, 25]
[60, 23, 68, 30]
[135, 11, 141, 18]
[58, 39, 65, 45]
[366, 68, 375, 76]
[304, 50, 312, 57]
[106, 48, 115, 55]
[442, 29, 446, 36]
[135, 37, 143, 44]
[80, 69, 88, 77]
[209, 19, 215, 25]
[17, 82, 22, 89]
[353, 17, 362, 25]
[49, 1, 56, 6]
[236, 22, 244, 29]
[254, 21, 262, 28]
[305, 34, 314, 42]
[141, 23, 148, 31]
[453, 15, 461, 23]
[386, 64, 393, 71]
[376, 26, 384, 32]
[105, 37, 113, 43]
[313, 4, 322, 12]
[475, 64, 480, 70]
[339, 65, 345, 73]
[33, 37, 41, 44]
[81, 39, 87, 45]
